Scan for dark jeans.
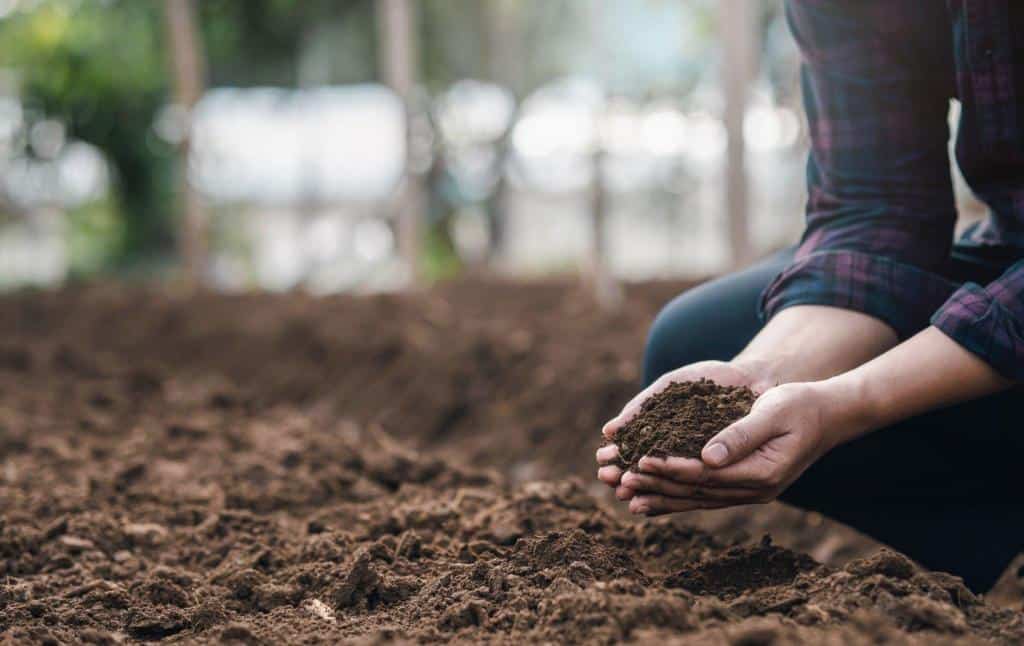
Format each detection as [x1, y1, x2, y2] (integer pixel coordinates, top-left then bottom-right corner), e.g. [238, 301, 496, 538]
[644, 248, 1023, 592]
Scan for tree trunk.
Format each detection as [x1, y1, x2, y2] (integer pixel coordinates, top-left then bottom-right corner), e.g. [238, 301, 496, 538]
[720, 0, 758, 268]
[376, 0, 423, 285]
[588, 147, 623, 310]
[162, 0, 208, 286]
[479, 0, 523, 265]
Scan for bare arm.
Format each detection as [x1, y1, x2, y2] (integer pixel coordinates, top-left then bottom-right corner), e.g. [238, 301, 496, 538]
[817, 326, 1012, 447]
[604, 304, 898, 436]
[734, 304, 899, 385]
[617, 326, 1014, 516]
[598, 304, 898, 493]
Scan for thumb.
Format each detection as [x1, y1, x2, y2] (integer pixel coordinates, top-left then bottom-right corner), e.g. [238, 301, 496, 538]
[701, 412, 777, 468]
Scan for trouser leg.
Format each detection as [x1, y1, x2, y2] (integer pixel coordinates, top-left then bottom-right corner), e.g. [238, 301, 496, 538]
[781, 392, 1024, 592]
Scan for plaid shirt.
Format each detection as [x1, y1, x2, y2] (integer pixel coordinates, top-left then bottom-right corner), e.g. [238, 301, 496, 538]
[760, 1, 1024, 380]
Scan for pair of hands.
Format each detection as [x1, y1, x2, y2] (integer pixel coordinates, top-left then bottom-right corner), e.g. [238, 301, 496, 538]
[596, 360, 841, 516]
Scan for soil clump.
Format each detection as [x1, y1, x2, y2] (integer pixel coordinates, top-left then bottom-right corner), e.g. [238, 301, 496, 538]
[613, 379, 757, 470]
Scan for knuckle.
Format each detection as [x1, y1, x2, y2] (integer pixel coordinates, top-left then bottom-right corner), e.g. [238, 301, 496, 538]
[730, 425, 753, 451]
[761, 469, 783, 488]
[758, 386, 788, 408]
[640, 457, 664, 474]
[695, 465, 711, 485]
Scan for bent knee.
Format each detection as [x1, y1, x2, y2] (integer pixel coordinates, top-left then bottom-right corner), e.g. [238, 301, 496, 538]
[642, 283, 763, 386]
[642, 292, 719, 385]
[642, 251, 790, 385]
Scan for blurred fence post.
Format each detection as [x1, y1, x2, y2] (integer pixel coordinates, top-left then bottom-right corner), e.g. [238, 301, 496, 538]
[479, 0, 522, 264]
[588, 145, 623, 310]
[720, 0, 758, 268]
[162, 0, 208, 286]
[583, 3, 622, 311]
[376, 0, 424, 285]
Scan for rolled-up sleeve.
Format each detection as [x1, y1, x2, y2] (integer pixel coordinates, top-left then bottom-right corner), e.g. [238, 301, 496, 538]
[762, 250, 957, 340]
[928, 2, 1024, 380]
[931, 263, 1024, 381]
[760, 1, 960, 339]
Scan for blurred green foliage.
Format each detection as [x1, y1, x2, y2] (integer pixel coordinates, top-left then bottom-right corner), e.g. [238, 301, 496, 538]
[0, 1, 171, 268]
[67, 195, 123, 277]
[0, 0, 378, 271]
[0, 0, 558, 274]
[0, 0, 732, 277]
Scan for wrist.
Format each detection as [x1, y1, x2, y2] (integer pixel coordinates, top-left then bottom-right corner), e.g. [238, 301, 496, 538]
[734, 306, 899, 385]
[731, 353, 793, 391]
[815, 372, 884, 449]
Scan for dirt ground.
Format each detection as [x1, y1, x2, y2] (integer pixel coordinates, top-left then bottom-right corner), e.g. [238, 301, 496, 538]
[1, 280, 1022, 644]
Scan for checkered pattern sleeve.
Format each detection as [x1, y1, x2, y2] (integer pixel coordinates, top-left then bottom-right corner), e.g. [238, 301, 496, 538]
[931, 262, 1024, 381]
[760, 1, 960, 340]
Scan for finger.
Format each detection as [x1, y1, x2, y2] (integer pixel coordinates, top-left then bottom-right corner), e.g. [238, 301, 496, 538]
[620, 472, 762, 501]
[601, 419, 619, 440]
[702, 412, 782, 468]
[597, 464, 623, 486]
[644, 500, 733, 517]
[638, 455, 771, 489]
[629, 495, 735, 516]
[693, 457, 779, 489]
[615, 484, 635, 500]
[637, 455, 705, 482]
[595, 444, 620, 465]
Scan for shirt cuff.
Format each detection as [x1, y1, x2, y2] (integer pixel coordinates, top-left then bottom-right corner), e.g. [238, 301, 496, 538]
[759, 250, 957, 340]
[930, 283, 1024, 381]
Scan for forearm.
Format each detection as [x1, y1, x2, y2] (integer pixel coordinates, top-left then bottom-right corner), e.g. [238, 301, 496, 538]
[820, 326, 1014, 447]
[734, 305, 898, 385]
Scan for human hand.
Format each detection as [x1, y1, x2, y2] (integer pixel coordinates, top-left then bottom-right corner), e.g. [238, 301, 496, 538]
[595, 359, 779, 499]
[615, 381, 856, 515]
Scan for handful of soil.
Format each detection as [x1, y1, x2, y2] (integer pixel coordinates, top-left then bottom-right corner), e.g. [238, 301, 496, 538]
[611, 379, 756, 471]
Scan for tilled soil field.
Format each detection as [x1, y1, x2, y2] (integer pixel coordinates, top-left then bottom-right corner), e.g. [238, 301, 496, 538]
[1, 280, 1022, 643]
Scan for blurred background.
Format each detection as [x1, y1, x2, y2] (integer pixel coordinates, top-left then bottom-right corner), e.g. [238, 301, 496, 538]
[0, 0, 817, 293]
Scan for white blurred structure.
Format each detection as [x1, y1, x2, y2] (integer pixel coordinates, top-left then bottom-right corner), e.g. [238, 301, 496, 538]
[0, 89, 110, 287]
[0, 83, 807, 292]
[0, 209, 67, 287]
[189, 85, 408, 291]
[501, 76, 805, 279]
[0, 0, 814, 291]
[179, 76, 808, 291]
[435, 79, 516, 201]
[191, 86, 406, 205]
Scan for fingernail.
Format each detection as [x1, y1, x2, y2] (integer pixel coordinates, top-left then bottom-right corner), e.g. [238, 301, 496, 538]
[638, 457, 659, 471]
[633, 506, 648, 515]
[704, 443, 728, 465]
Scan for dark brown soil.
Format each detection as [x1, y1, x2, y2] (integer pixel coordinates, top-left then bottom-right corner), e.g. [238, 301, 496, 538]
[614, 379, 757, 470]
[666, 536, 819, 599]
[1, 280, 1022, 644]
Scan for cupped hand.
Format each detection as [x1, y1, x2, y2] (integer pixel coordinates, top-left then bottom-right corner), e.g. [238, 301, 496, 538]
[596, 359, 777, 499]
[618, 381, 846, 515]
